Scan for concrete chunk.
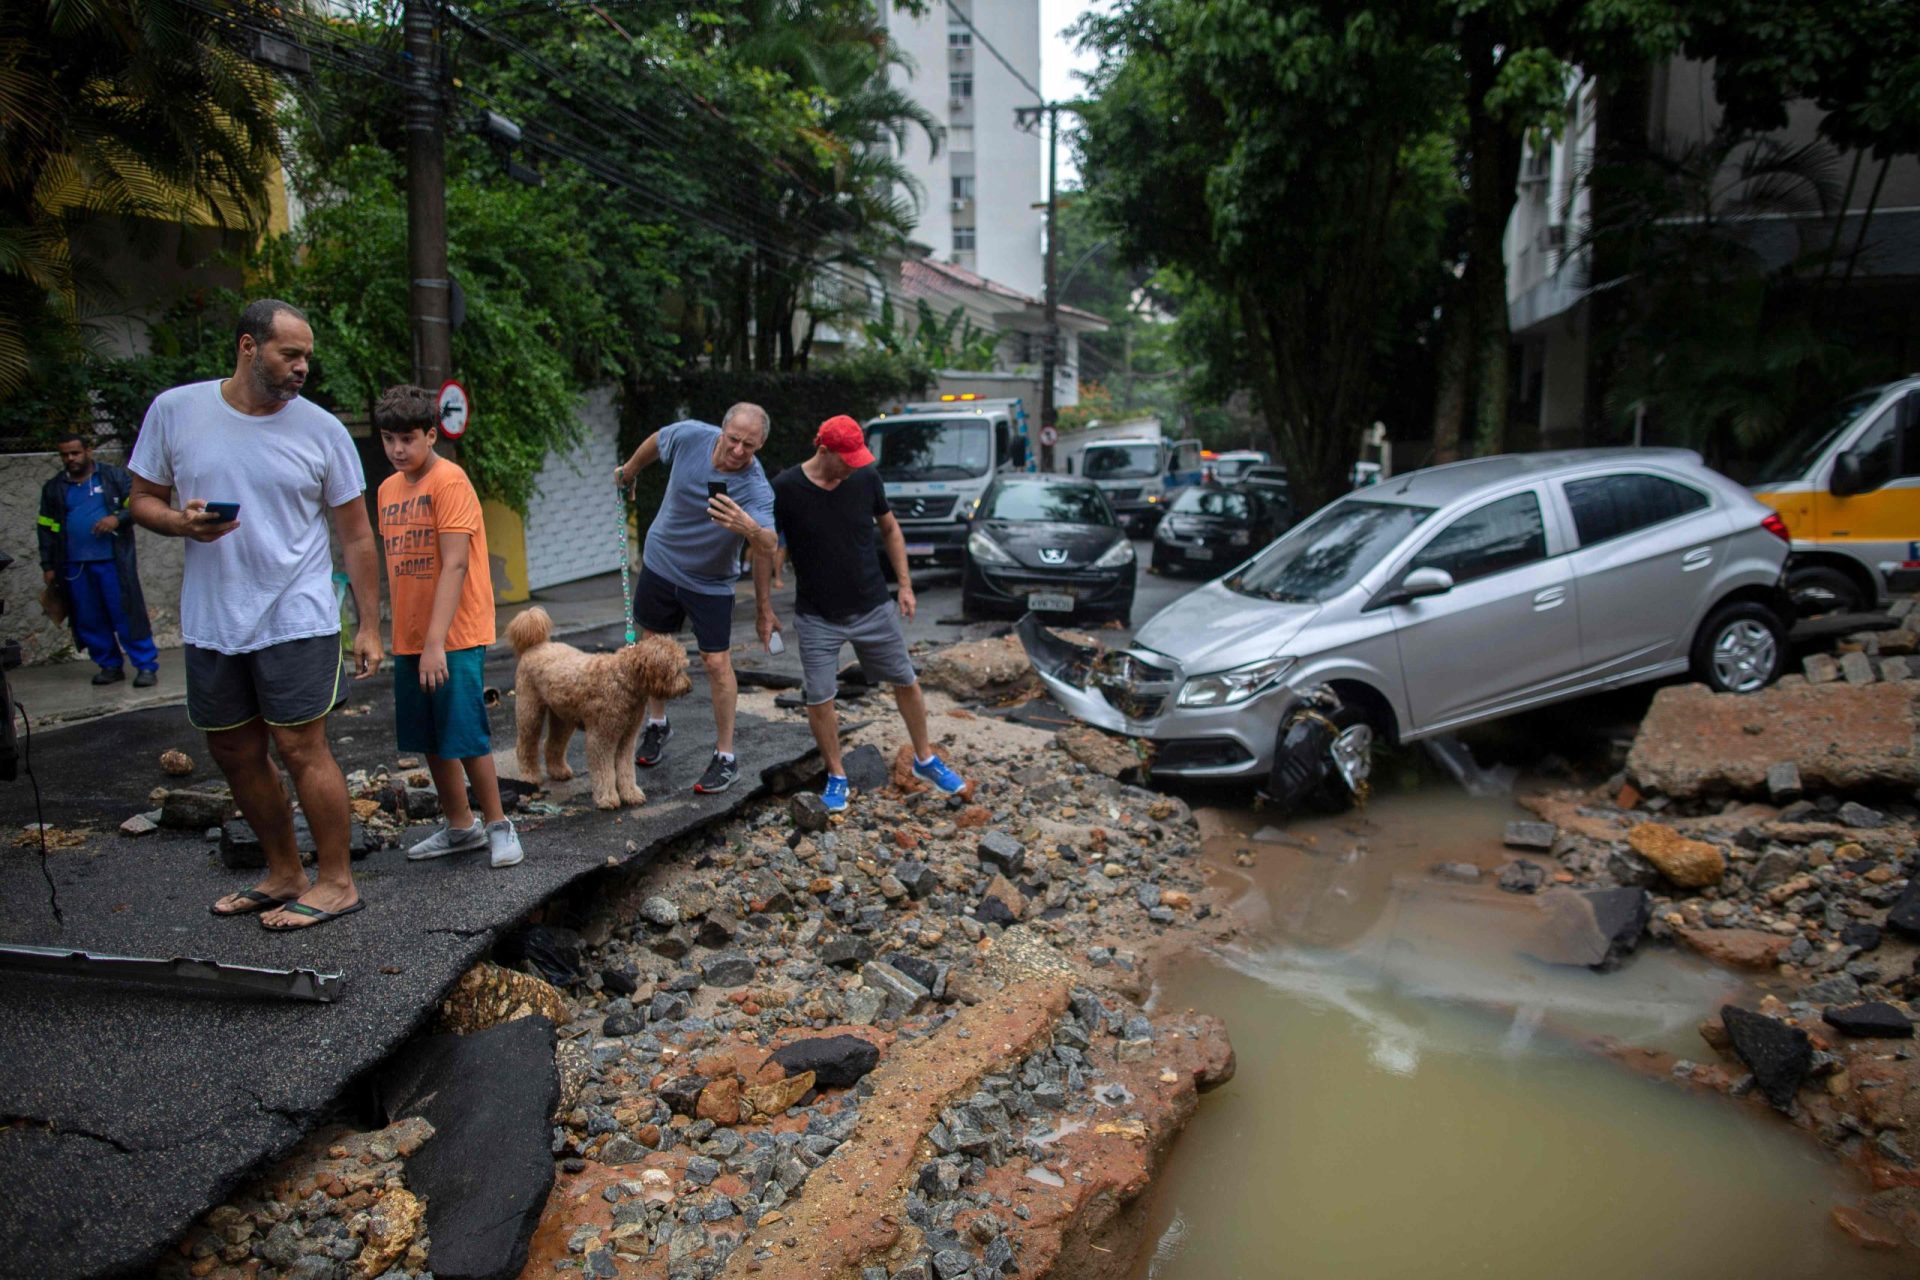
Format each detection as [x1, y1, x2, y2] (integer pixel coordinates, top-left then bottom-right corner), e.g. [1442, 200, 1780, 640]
[1840, 651, 1877, 685]
[861, 961, 930, 1015]
[1503, 820, 1557, 851]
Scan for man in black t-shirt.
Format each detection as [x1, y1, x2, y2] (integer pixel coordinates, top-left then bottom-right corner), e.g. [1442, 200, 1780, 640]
[772, 415, 968, 812]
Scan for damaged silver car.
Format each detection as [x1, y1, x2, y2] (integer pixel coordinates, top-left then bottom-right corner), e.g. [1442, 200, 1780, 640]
[1022, 449, 1793, 811]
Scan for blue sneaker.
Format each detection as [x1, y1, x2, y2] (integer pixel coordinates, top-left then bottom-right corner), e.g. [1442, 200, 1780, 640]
[821, 774, 850, 812]
[912, 754, 966, 795]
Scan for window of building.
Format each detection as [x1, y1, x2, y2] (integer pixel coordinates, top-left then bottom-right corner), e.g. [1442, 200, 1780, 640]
[951, 176, 975, 202]
[948, 126, 974, 152]
[954, 226, 976, 251]
[1563, 473, 1711, 546]
[948, 27, 971, 47]
[950, 74, 973, 99]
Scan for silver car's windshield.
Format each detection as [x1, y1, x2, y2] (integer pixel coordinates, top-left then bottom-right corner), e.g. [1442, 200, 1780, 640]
[1753, 390, 1883, 488]
[1227, 499, 1432, 603]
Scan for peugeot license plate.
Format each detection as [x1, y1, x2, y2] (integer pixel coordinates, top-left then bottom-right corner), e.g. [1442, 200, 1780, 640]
[1028, 592, 1075, 613]
[905, 543, 934, 557]
[1187, 546, 1213, 560]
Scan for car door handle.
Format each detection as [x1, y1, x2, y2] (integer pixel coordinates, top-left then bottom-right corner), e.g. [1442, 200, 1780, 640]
[1682, 547, 1714, 571]
[1533, 586, 1566, 610]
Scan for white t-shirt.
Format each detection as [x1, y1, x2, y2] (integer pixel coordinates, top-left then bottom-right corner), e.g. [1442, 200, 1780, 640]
[129, 380, 366, 654]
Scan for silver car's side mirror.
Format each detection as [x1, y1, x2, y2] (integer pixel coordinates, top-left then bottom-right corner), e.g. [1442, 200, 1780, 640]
[1401, 566, 1455, 598]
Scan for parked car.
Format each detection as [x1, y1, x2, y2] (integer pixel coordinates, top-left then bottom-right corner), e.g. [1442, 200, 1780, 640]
[1150, 484, 1290, 576]
[1021, 449, 1791, 812]
[962, 475, 1136, 625]
[1749, 375, 1920, 616]
[1203, 449, 1269, 484]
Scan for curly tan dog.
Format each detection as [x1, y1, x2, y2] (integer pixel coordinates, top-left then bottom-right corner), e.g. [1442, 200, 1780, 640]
[506, 606, 693, 809]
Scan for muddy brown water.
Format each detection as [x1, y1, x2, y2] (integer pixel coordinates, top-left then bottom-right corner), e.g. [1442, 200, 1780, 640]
[1126, 787, 1908, 1280]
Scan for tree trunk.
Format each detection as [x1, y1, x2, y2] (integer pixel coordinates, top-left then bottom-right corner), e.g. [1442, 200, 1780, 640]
[1430, 285, 1468, 462]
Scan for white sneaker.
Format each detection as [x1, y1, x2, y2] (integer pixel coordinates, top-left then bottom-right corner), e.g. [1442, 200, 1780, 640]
[488, 819, 524, 868]
[407, 819, 486, 860]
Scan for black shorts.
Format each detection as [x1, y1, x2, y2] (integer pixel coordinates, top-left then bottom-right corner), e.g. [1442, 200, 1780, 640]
[184, 634, 345, 732]
[634, 567, 734, 653]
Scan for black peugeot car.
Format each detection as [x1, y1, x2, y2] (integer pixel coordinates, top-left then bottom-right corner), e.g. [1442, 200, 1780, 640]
[1149, 484, 1291, 576]
[961, 476, 1136, 625]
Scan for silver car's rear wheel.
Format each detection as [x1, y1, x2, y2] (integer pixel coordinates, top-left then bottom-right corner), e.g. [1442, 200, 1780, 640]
[1691, 602, 1785, 693]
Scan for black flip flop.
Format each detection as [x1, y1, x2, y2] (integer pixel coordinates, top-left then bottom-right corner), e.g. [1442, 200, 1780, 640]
[210, 887, 300, 918]
[261, 899, 366, 931]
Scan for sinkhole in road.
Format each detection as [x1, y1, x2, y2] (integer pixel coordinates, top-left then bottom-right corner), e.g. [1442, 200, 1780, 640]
[1124, 786, 1908, 1280]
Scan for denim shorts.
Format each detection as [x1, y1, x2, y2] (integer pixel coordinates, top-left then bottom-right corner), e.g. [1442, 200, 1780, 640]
[795, 603, 917, 706]
[392, 645, 492, 760]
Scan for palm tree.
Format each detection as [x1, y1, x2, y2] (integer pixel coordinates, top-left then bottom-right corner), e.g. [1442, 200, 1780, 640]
[717, 0, 940, 369]
[0, 0, 286, 397]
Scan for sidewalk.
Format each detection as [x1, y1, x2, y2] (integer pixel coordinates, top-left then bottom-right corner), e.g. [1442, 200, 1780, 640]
[8, 570, 785, 730]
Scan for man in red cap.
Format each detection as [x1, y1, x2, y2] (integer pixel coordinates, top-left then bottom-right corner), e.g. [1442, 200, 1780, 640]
[770, 415, 967, 811]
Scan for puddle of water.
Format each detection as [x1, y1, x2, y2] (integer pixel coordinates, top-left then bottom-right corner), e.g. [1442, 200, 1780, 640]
[1126, 787, 1904, 1280]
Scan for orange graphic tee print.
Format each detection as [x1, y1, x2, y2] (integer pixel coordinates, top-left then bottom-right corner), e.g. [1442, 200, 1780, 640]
[377, 460, 496, 655]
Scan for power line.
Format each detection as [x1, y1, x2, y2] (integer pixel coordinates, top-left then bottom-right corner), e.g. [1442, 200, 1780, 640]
[943, 1, 1041, 105]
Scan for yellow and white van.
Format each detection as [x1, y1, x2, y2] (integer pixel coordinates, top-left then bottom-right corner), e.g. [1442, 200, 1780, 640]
[1751, 376, 1920, 615]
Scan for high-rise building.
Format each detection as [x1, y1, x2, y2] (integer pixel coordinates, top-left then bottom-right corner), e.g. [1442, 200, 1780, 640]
[881, 0, 1044, 299]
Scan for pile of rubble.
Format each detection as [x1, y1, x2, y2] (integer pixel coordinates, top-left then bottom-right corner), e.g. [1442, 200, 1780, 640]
[168, 690, 1236, 1280]
[1458, 606, 1920, 1240]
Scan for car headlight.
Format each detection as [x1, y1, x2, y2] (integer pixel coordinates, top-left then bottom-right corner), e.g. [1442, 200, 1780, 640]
[1176, 656, 1295, 707]
[1093, 538, 1136, 569]
[967, 530, 1016, 565]
[1155, 521, 1176, 541]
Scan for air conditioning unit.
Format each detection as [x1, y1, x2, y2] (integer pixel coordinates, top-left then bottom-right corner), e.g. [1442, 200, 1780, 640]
[950, 199, 968, 212]
[1537, 224, 1566, 251]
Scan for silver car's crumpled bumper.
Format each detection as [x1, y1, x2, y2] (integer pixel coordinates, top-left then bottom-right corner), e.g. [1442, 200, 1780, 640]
[1015, 614, 1279, 778]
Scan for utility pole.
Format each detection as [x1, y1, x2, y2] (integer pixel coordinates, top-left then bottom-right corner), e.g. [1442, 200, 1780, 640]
[1039, 103, 1059, 473]
[403, 0, 452, 431]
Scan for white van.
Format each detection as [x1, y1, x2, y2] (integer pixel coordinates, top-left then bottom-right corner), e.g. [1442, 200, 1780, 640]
[863, 396, 1031, 568]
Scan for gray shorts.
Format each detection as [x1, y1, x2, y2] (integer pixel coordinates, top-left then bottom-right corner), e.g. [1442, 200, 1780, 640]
[796, 604, 917, 706]
[184, 633, 345, 732]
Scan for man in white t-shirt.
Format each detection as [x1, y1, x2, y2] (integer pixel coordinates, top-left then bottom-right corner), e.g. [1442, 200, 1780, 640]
[128, 299, 385, 932]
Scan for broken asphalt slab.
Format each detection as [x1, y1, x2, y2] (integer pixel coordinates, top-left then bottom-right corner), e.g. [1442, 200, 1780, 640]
[0, 633, 819, 1280]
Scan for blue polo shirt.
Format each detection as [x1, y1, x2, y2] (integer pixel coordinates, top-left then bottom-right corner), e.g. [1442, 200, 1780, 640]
[63, 473, 116, 562]
[640, 420, 775, 596]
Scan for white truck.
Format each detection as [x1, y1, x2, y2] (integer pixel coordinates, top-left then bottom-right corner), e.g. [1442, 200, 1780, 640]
[862, 395, 1032, 569]
[1061, 418, 1204, 533]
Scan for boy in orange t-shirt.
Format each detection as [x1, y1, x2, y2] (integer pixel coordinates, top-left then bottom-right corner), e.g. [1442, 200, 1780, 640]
[373, 385, 522, 868]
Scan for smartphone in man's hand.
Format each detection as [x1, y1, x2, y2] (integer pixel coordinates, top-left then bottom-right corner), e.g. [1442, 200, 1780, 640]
[203, 502, 241, 522]
[707, 481, 729, 500]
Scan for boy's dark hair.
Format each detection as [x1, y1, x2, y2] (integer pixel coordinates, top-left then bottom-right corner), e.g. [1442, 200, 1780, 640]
[373, 384, 439, 434]
[54, 431, 89, 448]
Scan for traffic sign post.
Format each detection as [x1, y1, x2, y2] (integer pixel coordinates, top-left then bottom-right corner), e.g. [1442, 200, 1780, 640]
[437, 379, 470, 439]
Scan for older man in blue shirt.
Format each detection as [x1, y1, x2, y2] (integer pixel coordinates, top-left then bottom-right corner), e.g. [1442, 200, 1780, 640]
[615, 403, 778, 794]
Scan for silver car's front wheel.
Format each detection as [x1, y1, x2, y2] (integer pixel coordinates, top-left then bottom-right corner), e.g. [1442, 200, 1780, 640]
[1691, 602, 1785, 694]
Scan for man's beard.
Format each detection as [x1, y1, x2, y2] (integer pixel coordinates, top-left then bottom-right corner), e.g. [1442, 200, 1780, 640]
[250, 360, 302, 403]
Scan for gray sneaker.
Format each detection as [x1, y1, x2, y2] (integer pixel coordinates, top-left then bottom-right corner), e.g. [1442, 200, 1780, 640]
[407, 818, 486, 860]
[488, 819, 524, 868]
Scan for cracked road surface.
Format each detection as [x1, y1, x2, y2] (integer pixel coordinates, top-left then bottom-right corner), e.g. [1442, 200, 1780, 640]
[0, 625, 818, 1279]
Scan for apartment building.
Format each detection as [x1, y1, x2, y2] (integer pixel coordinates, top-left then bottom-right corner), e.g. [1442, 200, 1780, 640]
[880, 0, 1045, 300]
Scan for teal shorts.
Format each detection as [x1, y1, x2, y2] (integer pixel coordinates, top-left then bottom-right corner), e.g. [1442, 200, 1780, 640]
[392, 646, 492, 760]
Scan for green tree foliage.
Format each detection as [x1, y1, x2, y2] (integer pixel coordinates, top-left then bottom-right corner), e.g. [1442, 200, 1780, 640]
[1076, 0, 1457, 510]
[862, 297, 1000, 371]
[0, 0, 285, 399]
[251, 144, 630, 510]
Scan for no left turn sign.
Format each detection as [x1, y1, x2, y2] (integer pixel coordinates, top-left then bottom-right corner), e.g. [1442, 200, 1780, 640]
[437, 380, 471, 438]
